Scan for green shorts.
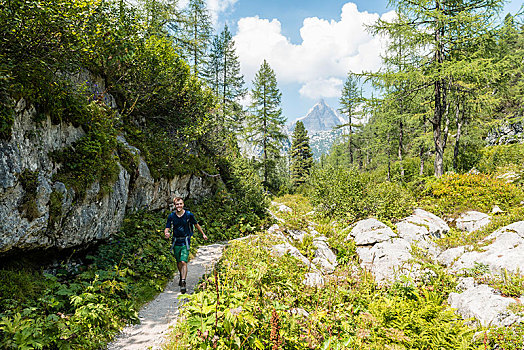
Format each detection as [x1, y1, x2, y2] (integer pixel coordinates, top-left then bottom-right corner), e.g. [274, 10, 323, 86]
[173, 245, 189, 262]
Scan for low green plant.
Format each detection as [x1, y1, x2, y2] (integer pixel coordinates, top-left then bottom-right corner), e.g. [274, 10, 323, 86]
[488, 269, 524, 298]
[17, 169, 40, 221]
[419, 173, 524, 216]
[473, 323, 524, 350]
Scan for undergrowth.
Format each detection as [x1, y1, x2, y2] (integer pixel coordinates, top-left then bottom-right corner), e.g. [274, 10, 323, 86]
[167, 232, 475, 350]
[0, 211, 175, 349]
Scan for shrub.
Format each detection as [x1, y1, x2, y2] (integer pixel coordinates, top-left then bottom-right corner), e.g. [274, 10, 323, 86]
[420, 173, 524, 216]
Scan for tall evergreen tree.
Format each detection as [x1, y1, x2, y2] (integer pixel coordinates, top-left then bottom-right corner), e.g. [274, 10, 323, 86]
[290, 121, 313, 188]
[203, 25, 246, 131]
[180, 0, 212, 78]
[369, 0, 504, 177]
[247, 59, 286, 190]
[338, 73, 363, 164]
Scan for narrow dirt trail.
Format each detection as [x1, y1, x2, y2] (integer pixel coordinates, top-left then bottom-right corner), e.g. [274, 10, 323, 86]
[106, 243, 226, 350]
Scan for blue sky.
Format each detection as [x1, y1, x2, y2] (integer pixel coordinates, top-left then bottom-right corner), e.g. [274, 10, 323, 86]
[205, 0, 523, 124]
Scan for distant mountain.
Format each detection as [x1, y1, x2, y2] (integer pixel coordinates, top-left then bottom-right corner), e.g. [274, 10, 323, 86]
[289, 100, 346, 159]
[239, 100, 346, 160]
[291, 99, 346, 133]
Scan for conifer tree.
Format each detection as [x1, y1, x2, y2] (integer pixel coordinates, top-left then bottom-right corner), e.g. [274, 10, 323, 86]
[290, 121, 313, 188]
[203, 25, 246, 131]
[247, 60, 286, 190]
[369, 0, 504, 177]
[338, 73, 363, 164]
[180, 0, 212, 78]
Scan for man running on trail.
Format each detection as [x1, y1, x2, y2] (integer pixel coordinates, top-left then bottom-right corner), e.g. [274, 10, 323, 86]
[164, 197, 207, 293]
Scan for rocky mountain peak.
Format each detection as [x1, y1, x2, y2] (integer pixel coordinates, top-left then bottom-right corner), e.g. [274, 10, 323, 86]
[294, 99, 345, 134]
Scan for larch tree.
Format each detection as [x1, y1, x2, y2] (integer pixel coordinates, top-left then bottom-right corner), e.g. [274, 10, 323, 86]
[338, 73, 363, 164]
[290, 120, 313, 188]
[180, 0, 212, 78]
[370, 0, 505, 177]
[247, 59, 286, 190]
[204, 25, 246, 131]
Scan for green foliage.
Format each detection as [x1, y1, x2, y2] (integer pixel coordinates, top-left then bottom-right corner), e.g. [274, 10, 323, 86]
[188, 158, 269, 242]
[246, 59, 286, 192]
[47, 190, 64, 229]
[17, 170, 40, 221]
[488, 269, 524, 298]
[420, 173, 524, 216]
[50, 102, 119, 198]
[290, 121, 313, 188]
[0, 211, 177, 349]
[477, 143, 524, 174]
[307, 166, 414, 221]
[473, 323, 524, 350]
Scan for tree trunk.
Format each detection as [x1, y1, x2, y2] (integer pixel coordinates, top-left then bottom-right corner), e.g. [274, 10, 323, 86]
[387, 132, 391, 181]
[453, 102, 464, 171]
[398, 118, 404, 178]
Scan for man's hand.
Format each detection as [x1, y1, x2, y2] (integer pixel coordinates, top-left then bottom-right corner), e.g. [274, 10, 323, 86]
[164, 228, 170, 239]
[203, 233, 208, 240]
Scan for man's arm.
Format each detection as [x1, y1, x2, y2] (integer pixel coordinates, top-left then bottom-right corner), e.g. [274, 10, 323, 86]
[195, 223, 207, 240]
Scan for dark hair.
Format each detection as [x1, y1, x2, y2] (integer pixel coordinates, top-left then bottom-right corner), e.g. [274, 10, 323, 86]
[173, 196, 184, 204]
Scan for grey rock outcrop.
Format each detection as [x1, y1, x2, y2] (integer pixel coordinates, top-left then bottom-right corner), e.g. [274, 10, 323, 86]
[448, 283, 523, 327]
[349, 209, 447, 284]
[486, 119, 524, 145]
[1, 93, 218, 254]
[450, 221, 524, 275]
[347, 218, 396, 246]
[455, 211, 491, 232]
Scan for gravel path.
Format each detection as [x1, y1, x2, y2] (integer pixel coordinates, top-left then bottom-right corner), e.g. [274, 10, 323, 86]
[106, 243, 226, 350]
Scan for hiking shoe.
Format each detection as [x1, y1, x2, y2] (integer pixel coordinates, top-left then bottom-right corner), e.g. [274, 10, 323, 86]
[178, 278, 183, 286]
[180, 280, 186, 294]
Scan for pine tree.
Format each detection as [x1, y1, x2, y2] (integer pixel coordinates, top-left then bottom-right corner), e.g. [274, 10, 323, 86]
[369, 0, 505, 177]
[203, 25, 246, 131]
[290, 121, 313, 188]
[338, 73, 363, 164]
[247, 59, 286, 190]
[180, 0, 212, 78]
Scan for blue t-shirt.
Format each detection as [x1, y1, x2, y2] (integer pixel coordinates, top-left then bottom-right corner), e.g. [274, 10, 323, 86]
[166, 211, 198, 246]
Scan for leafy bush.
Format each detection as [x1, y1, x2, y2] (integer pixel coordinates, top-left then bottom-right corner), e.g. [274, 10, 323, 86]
[477, 143, 524, 174]
[419, 173, 524, 216]
[0, 211, 176, 349]
[307, 166, 415, 222]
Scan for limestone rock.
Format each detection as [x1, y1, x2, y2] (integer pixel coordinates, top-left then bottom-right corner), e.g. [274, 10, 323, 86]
[448, 284, 523, 327]
[313, 236, 337, 267]
[437, 246, 466, 267]
[455, 211, 491, 232]
[358, 238, 413, 284]
[271, 242, 314, 269]
[312, 257, 336, 274]
[396, 208, 449, 240]
[348, 218, 396, 245]
[451, 221, 524, 274]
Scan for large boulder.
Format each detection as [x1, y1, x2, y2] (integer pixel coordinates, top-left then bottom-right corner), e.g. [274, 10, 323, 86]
[347, 218, 396, 246]
[349, 210, 447, 284]
[450, 221, 524, 274]
[455, 211, 491, 232]
[448, 282, 523, 327]
[396, 208, 449, 241]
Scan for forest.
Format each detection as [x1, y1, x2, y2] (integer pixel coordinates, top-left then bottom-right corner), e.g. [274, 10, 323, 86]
[0, 0, 524, 349]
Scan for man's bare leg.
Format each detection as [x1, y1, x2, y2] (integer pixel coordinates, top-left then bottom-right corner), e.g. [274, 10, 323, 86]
[177, 261, 187, 293]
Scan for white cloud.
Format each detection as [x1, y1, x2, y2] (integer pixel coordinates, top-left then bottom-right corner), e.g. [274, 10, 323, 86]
[299, 78, 343, 99]
[233, 2, 394, 99]
[207, 0, 238, 25]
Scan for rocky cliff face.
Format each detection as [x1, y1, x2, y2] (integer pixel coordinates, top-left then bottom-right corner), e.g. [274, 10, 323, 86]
[0, 95, 216, 255]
